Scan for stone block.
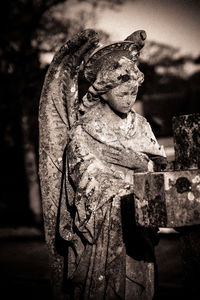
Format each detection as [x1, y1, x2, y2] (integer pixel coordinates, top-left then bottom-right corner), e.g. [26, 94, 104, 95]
[133, 169, 200, 227]
[172, 113, 200, 170]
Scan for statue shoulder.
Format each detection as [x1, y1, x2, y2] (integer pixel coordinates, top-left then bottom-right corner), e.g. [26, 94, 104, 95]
[134, 112, 159, 141]
[134, 112, 147, 122]
[134, 112, 151, 128]
[76, 103, 102, 128]
[70, 105, 99, 138]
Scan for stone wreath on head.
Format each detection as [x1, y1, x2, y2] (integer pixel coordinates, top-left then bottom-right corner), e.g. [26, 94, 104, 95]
[81, 30, 147, 110]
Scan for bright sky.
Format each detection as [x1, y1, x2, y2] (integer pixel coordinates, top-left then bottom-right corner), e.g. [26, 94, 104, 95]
[85, 0, 200, 56]
[41, 0, 200, 66]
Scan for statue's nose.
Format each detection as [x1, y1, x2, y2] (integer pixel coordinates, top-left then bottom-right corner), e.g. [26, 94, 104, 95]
[126, 98, 132, 105]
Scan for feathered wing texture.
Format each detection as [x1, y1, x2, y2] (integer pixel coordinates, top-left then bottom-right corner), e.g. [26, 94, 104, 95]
[38, 29, 99, 299]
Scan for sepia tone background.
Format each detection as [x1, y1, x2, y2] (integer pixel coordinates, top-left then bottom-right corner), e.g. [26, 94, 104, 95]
[0, 0, 200, 299]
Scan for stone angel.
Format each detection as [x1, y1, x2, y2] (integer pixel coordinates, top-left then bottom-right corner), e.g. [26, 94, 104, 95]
[39, 29, 167, 300]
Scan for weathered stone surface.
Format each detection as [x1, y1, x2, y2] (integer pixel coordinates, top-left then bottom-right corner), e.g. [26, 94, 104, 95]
[172, 113, 200, 170]
[134, 169, 200, 227]
[133, 172, 167, 227]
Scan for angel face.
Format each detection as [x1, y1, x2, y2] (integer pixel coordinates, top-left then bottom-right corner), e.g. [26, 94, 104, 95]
[91, 56, 143, 115]
[102, 81, 139, 114]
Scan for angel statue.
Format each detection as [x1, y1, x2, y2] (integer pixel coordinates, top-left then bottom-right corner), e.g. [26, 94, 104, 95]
[39, 29, 167, 300]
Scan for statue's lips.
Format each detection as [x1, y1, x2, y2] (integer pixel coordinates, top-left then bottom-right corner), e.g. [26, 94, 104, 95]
[122, 106, 131, 109]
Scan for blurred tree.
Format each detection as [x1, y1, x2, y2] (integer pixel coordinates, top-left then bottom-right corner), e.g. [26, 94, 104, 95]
[138, 40, 200, 136]
[0, 0, 126, 226]
[139, 40, 190, 95]
[0, 0, 73, 226]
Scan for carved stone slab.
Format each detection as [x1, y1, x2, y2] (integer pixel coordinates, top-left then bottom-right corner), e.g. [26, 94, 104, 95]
[173, 113, 200, 170]
[133, 169, 200, 227]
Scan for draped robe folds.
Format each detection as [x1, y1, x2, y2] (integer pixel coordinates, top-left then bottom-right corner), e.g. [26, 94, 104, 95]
[61, 103, 166, 299]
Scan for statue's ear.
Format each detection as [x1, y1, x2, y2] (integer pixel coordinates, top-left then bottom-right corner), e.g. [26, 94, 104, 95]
[100, 91, 110, 103]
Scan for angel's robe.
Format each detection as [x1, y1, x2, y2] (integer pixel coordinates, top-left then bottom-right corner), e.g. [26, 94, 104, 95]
[62, 102, 166, 300]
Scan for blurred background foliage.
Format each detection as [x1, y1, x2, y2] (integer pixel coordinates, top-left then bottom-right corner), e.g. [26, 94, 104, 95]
[0, 0, 200, 226]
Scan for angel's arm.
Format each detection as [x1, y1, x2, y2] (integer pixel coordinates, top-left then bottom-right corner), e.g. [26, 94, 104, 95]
[67, 126, 134, 243]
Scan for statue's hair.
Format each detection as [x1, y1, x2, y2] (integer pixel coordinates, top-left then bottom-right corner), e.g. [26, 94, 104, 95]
[81, 29, 147, 115]
[80, 90, 100, 112]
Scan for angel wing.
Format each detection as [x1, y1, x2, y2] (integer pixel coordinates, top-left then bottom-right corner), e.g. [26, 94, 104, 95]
[38, 29, 99, 299]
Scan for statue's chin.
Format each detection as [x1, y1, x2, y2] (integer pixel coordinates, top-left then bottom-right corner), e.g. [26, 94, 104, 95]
[108, 106, 128, 119]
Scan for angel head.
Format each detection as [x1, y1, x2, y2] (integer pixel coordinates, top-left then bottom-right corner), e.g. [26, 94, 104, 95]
[82, 30, 146, 115]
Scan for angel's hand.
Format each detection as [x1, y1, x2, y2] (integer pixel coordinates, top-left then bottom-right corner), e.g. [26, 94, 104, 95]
[148, 155, 168, 171]
[103, 147, 150, 171]
[85, 177, 99, 196]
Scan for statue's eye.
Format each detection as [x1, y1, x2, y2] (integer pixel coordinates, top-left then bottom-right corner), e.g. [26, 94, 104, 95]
[117, 74, 130, 82]
[113, 62, 121, 69]
[131, 86, 138, 94]
[121, 74, 130, 82]
[105, 84, 112, 89]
